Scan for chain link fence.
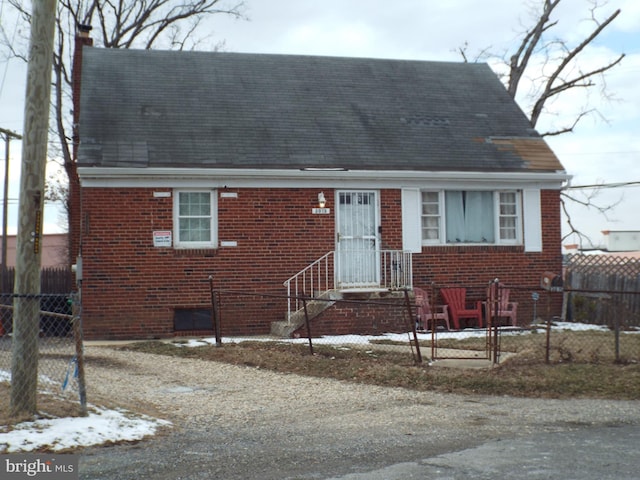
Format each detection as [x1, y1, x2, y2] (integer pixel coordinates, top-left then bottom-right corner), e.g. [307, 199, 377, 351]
[209, 278, 640, 366]
[0, 292, 86, 419]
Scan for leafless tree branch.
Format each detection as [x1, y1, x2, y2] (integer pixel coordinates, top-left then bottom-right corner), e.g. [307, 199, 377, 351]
[528, 7, 624, 127]
[508, 0, 561, 98]
[541, 109, 593, 137]
[455, 41, 494, 64]
[560, 188, 623, 243]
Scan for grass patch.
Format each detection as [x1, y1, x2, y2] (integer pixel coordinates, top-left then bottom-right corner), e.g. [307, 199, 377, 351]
[432, 329, 640, 363]
[120, 339, 640, 400]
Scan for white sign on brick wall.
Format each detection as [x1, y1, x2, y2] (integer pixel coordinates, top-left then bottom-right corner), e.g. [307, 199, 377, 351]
[153, 230, 172, 247]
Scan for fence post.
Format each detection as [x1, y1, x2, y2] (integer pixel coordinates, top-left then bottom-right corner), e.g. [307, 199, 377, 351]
[430, 283, 437, 360]
[545, 290, 551, 364]
[404, 288, 422, 364]
[301, 297, 314, 356]
[614, 301, 620, 363]
[491, 279, 500, 365]
[72, 292, 87, 416]
[208, 276, 222, 347]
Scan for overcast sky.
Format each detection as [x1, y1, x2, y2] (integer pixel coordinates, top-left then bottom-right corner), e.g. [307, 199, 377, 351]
[0, 0, 638, 247]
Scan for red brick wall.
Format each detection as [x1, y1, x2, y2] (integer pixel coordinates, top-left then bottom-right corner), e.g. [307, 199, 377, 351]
[78, 187, 563, 339]
[292, 291, 409, 338]
[80, 187, 336, 339]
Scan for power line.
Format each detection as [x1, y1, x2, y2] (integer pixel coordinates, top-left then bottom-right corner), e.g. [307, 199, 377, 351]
[555, 150, 640, 156]
[565, 180, 640, 190]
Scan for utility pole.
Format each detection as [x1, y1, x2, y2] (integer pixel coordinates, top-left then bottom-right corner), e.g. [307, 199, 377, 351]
[10, 0, 57, 417]
[0, 128, 22, 294]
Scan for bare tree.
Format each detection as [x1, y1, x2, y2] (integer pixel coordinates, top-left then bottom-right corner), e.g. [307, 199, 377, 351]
[511, 0, 625, 244]
[506, 0, 624, 136]
[1, 0, 246, 226]
[460, 0, 624, 136]
[459, 0, 626, 245]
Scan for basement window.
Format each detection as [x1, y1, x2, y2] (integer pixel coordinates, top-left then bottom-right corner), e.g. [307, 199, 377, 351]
[173, 308, 213, 331]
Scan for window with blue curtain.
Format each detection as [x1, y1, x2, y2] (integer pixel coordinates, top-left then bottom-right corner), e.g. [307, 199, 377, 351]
[421, 190, 520, 245]
[445, 191, 494, 243]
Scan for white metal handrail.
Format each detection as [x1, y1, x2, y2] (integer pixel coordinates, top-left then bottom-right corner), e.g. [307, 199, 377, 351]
[284, 251, 335, 322]
[283, 250, 412, 323]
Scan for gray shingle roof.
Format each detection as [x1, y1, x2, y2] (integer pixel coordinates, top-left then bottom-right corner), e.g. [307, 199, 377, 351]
[78, 48, 563, 172]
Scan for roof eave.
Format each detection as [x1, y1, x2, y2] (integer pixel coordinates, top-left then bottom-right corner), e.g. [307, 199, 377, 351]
[77, 166, 571, 190]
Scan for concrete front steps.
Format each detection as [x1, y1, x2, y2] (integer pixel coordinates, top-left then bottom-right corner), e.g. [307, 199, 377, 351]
[270, 290, 341, 337]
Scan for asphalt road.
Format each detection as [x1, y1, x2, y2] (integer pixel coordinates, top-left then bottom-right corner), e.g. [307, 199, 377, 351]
[325, 424, 640, 480]
[78, 421, 639, 479]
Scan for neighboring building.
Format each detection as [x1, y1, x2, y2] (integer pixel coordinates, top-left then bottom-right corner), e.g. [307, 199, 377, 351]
[564, 230, 640, 258]
[71, 33, 569, 340]
[0, 233, 68, 268]
[602, 230, 640, 252]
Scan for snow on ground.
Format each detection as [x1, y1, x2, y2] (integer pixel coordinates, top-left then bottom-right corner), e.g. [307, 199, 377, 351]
[177, 321, 622, 348]
[0, 407, 170, 453]
[1, 368, 170, 453]
[0, 321, 635, 453]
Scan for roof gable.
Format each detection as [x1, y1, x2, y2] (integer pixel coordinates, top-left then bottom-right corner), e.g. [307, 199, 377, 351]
[78, 48, 564, 173]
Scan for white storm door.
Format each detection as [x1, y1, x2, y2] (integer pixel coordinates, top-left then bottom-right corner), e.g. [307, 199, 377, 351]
[336, 191, 380, 288]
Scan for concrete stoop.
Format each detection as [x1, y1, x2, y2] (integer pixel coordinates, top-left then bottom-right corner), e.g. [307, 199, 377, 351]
[270, 290, 340, 337]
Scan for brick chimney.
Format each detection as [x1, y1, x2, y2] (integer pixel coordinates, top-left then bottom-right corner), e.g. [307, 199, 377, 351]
[68, 24, 93, 270]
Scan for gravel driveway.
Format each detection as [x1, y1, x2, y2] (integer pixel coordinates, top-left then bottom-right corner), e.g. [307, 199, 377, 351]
[78, 345, 640, 480]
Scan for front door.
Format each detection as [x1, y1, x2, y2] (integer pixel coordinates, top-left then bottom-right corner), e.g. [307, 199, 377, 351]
[336, 190, 380, 288]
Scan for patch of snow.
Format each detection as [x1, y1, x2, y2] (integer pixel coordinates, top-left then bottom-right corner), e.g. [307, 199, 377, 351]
[0, 406, 170, 453]
[177, 321, 620, 348]
[551, 321, 610, 332]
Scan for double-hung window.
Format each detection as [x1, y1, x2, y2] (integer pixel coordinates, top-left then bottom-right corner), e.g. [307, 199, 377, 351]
[497, 191, 519, 242]
[173, 190, 217, 248]
[421, 190, 521, 245]
[421, 191, 441, 242]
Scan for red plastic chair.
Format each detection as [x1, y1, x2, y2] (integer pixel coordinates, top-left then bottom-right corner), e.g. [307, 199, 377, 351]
[440, 288, 483, 330]
[414, 287, 450, 331]
[485, 283, 518, 327]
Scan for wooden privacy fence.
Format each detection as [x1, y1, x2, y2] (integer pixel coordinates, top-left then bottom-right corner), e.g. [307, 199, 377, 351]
[0, 267, 73, 294]
[565, 254, 640, 327]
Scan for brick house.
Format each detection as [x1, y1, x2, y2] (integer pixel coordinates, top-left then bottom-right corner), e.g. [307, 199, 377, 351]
[71, 35, 569, 340]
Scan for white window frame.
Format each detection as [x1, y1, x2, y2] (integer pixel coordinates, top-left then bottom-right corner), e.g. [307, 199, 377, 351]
[421, 190, 444, 245]
[173, 189, 218, 249]
[496, 190, 522, 244]
[420, 189, 522, 246]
